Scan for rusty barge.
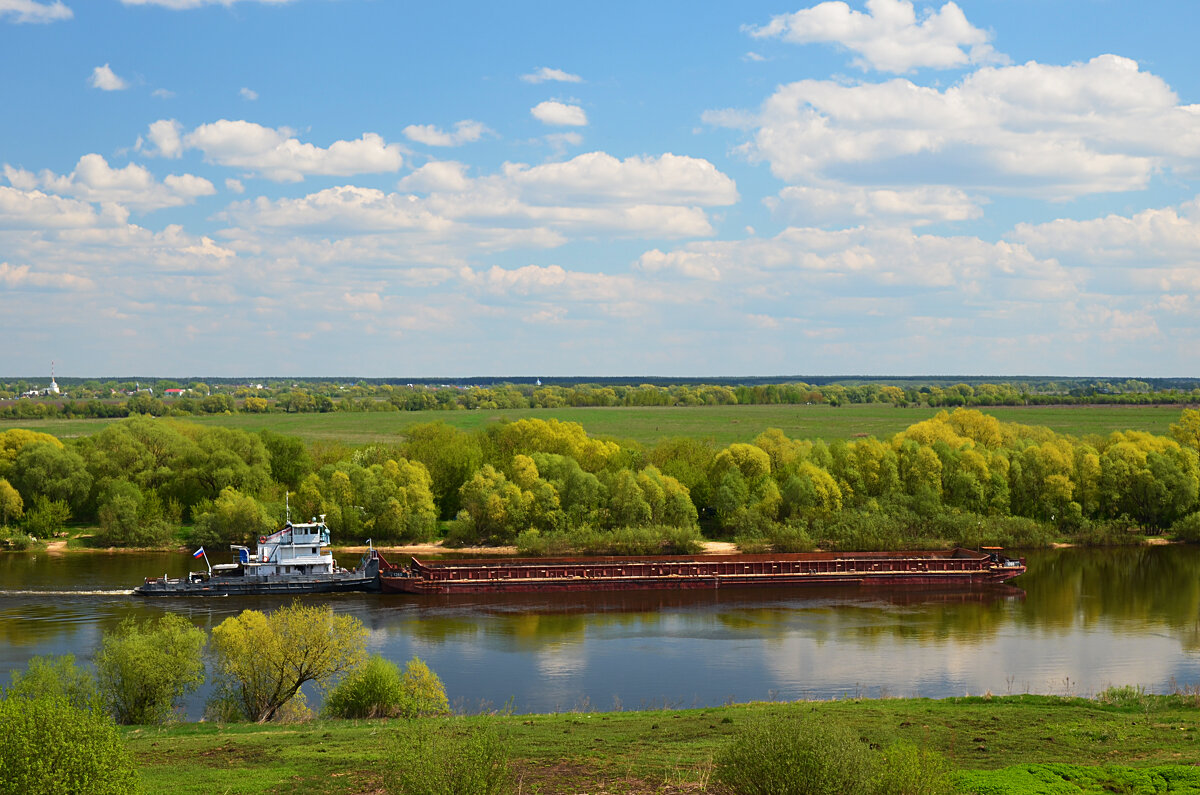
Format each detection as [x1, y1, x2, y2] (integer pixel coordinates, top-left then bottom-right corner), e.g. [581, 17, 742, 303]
[378, 547, 1026, 595]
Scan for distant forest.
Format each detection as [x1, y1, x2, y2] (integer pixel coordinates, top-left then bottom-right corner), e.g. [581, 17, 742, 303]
[1, 376, 1199, 421]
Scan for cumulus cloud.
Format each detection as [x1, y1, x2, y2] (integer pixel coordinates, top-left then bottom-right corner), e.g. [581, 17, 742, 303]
[135, 119, 405, 181]
[184, 120, 404, 181]
[239, 87, 258, 100]
[0, 262, 94, 290]
[89, 63, 128, 91]
[636, 225, 1073, 300]
[1012, 197, 1200, 267]
[500, 151, 738, 206]
[403, 120, 490, 147]
[0, 0, 72, 23]
[767, 185, 982, 225]
[531, 101, 587, 127]
[10, 154, 215, 211]
[142, 119, 184, 158]
[0, 185, 126, 229]
[708, 54, 1200, 199]
[225, 151, 737, 243]
[521, 67, 583, 84]
[120, 0, 298, 7]
[747, 0, 1004, 73]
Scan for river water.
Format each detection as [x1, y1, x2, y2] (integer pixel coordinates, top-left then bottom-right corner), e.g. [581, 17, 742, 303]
[1, 546, 1198, 716]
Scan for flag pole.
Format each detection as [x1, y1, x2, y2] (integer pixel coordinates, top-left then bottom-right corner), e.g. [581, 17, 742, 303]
[201, 549, 212, 574]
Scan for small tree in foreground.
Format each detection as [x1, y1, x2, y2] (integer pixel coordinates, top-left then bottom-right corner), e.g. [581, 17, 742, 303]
[95, 613, 206, 725]
[209, 601, 367, 723]
[324, 655, 450, 719]
[0, 695, 138, 795]
[386, 718, 513, 795]
[5, 654, 101, 713]
[715, 715, 875, 795]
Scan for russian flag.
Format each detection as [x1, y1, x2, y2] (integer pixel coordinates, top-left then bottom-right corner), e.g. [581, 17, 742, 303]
[192, 547, 205, 558]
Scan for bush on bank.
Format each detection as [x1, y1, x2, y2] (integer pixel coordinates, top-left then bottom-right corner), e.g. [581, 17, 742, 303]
[0, 695, 138, 795]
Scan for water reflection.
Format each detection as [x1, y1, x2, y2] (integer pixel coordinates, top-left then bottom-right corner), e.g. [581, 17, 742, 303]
[1, 546, 1200, 713]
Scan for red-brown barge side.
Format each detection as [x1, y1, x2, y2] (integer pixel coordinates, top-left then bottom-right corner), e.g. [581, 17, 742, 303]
[378, 548, 1026, 595]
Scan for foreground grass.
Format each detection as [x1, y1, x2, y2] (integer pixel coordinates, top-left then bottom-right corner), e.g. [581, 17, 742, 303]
[126, 693, 1200, 794]
[4, 402, 1189, 447]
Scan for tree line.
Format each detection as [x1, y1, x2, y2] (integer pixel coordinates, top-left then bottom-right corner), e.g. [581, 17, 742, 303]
[3, 408, 1200, 553]
[6, 376, 1200, 421]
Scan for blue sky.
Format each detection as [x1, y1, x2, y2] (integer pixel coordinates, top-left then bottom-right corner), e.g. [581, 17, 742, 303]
[3, 0, 1200, 378]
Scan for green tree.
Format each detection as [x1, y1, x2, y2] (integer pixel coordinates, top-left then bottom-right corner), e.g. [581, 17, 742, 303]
[0, 478, 23, 527]
[191, 486, 274, 548]
[11, 442, 92, 517]
[324, 656, 449, 719]
[23, 495, 71, 537]
[259, 430, 313, 490]
[5, 654, 101, 713]
[95, 613, 206, 725]
[208, 602, 367, 723]
[403, 422, 484, 519]
[0, 695, 138, 795]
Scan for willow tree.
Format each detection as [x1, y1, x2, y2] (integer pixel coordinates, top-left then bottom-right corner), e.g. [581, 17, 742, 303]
[208, 602, 367, 723]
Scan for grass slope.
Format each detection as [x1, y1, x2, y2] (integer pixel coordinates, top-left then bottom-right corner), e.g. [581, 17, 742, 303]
[5, 403, 1188, 447]
[126, 694, 1200, 794]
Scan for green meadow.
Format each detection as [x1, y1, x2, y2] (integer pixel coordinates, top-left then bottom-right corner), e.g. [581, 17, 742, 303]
[126, 693, 1200, 794]
[3, 402, 1188, 447]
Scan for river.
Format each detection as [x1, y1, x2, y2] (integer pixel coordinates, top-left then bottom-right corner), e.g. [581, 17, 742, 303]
[1, 546, 1198, 716]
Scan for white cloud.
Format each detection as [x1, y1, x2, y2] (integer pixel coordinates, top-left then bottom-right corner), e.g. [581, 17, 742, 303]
[500, 151, 738, 206]
[521, 67, 583, 84]
[636, 225, 1072, 299]
[225, 178, 245, 193]
[0, 262, 94, 290]
[0, 185, 126, 229]
[143, 119, 184, 158]
[152, 88, 175, 99]
[709, 55, 1200, 199]
[0, 0, 72, 23]
[767, 185, 982, 225]
[531, 101, 587, 127]
[20, 154, 215, 211]
[239, 87, 258, 101]
[747, 0, 1004, 73]
[1012, 197, 1200, 267]
[403, 120, 489, 147]
[120, 0, 298, 7]
[182, 119, 405, 181]
[89, 63, 128, 91]
[226, 151, 737, 243]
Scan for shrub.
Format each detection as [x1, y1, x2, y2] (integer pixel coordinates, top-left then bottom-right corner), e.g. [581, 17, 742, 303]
[872, 743, 955, 795]
[1097, 684, 1150, 710]
[325, 656, 450, 719]
[5, 654, 102, 713]
[22, 496, 70, 539]
[386, 718, 513, 795]
[397, 657, 451, 718]
[714, 714, 876, 795]
[95, 613, 206, 724]
[1170, 512, 1200, 543]
[0, 695, 138, 795]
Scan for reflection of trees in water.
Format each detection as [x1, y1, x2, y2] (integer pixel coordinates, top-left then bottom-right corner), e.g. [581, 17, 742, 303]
[1019, 546, 1200, 647]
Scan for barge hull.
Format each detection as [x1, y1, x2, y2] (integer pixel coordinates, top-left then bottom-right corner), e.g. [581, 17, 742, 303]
[136, 574, 379, 596]
[379, 549, 1026, 595]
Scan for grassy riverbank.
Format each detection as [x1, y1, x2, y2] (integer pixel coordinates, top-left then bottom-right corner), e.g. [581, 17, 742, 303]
[125, 692, 1200, 794]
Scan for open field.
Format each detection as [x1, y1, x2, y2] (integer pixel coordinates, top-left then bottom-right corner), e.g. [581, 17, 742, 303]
[4, 403, 1190, 447]
[126, 694, 1200, 794]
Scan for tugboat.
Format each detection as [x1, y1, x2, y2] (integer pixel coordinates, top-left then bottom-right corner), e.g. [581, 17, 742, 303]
[135, 514, 383, 596]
